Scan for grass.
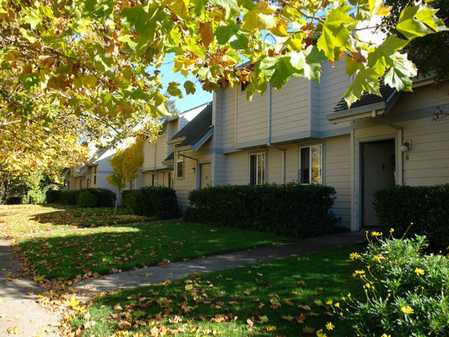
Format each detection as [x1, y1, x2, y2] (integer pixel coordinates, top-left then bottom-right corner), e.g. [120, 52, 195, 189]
[0, 205, 287, 280]
[71, 246, 362, 337]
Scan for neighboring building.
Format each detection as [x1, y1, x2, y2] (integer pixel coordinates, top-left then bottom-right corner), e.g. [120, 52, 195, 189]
[65, 147, 119, 194]
[169, 103, 213, 206]
[141, 103, 211, 204]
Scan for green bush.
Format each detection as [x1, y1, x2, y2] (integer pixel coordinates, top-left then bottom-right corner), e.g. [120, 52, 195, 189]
[122, 187, 178, 219]
[341, 235, 449, 337]
[185, 184, 337, 238]
[85, 188, 116, 207]
[122, 189, 145, 214]
[77, 190, 98, 207]
[375, 185, 449, 251]
[46, 188, 115, 207]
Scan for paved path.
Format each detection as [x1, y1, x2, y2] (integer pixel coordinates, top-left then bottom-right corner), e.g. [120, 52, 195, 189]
[0, 240, 60, 337]
[77, 231, 364, 294]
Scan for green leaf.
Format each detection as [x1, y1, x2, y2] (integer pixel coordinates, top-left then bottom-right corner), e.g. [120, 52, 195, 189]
[215, 23, 239, 44]
[270, 56, 297, 89]
[368, 35, 409, 67]
[230, 33, 249, 50]
[290, 46, 325, 82]
[317, 7, 356, 61]
[209, 0, 239, 19]
[396, 5, 433, 40]
[384, 53, 417, 92]
[183, 81, 196, 95]
[242, 3, 276, 32]
[167, 82, 183, 97]
[344, 68, 381, 107]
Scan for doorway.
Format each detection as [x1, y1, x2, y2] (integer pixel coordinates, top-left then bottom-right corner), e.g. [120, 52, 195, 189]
[361, 139, 396, 227]
[199, 163, 211, 189]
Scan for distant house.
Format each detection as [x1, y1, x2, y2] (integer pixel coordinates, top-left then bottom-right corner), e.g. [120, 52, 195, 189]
[65, 147, 119, 193]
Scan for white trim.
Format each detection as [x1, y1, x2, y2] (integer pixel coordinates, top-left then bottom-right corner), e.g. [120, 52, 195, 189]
[351, 130, 401, 231]
[298, 144, 323, 184]
[249, 151, 267, 185]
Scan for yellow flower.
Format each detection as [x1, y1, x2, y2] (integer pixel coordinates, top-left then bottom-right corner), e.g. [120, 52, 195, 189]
[415, 267, 425, 276]
[401, 306, 414, 315]
[363, 282, 373, 290]
[316, 329, 328, 337]
[350, 252, 361, 261]
[352, 270, 366, 278]
[372, 254, 384, 263]
[389, 228, 395, 234]
[325, 322, 335, 331]
[325, 299, 333, 305]
[371, 231, 382, 237]
[381, 334, 392, 337]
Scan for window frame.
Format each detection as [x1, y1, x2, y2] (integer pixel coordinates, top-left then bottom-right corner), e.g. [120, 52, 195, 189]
[299, 144, 323, 184]
[249, 152, 267, 186]
[176, 156, 185, 179]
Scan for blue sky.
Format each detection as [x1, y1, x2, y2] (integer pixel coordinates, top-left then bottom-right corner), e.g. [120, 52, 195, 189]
[150, 55, 212, 113]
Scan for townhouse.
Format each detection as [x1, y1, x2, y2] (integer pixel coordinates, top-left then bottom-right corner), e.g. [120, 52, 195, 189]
[69, 62, 449, 232]
[157, 63, 449, 231]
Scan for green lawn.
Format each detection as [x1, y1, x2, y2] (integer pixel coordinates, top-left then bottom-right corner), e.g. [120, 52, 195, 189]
[1, 205, 287, 280]
[71, 246, 362, 337]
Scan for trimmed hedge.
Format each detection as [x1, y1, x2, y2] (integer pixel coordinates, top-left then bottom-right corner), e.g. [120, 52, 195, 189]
[46, 188, 116, 207]
[374, 184, 449, 251]
[122, 187, 179, 219]
[185, 184, 337, 238]
[77, 190, 97, 208]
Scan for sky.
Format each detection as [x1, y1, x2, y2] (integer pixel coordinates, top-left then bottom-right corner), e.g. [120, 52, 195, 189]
[149, 54, 212, 113]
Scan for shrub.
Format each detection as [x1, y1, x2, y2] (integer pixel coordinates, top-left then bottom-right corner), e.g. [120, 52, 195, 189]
[85, 188, 116, 207]
[45, 189, 60, 203]
[375, 185, 449, 251]
[77, 190, 98, 208]
[185, 184, 337, 238]
[122, 189, 145, 215]
[122, 187, 178, 219]
[46, 188, 115, 207]
[341, 235, 449, 337]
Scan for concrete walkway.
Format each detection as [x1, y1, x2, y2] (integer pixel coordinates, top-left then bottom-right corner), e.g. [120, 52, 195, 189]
[76, 231, 364, 294]
[0, 240, 60, 337]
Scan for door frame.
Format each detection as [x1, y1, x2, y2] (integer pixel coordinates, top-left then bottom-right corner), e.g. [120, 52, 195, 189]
[351, 128, 404, 231]
[199, 162, 212, 189]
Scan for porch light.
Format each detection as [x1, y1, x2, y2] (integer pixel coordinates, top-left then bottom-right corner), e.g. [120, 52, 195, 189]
[400, 142, 410, 153]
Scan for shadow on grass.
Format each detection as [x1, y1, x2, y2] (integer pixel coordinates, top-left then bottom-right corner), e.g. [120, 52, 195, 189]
[30, 207, 149, 228]
[74, 249, 361, 337]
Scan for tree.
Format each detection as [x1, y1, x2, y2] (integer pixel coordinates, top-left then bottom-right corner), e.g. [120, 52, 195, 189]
[107, 137, 144, 205]
[382, 0, 449, 79]
[0, 0, 446, 176]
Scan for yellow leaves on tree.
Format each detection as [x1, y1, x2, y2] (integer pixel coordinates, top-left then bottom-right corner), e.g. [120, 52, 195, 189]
[107, 137, 144, 192]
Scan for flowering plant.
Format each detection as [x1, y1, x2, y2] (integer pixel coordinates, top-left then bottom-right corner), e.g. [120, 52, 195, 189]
[341, 234, 449, 337]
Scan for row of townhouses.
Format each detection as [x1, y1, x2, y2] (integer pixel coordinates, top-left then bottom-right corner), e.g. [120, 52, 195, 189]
[66, 62, 449, 232]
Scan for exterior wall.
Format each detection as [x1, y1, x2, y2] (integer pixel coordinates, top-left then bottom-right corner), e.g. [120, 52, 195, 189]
[173, 140, 213, 209]
[218, 136, 352, 227]
[313, 62, 352, 133]
[143, 170, 172, 187]
[349, 81, 449, 230]
[142, 132, 169, 171]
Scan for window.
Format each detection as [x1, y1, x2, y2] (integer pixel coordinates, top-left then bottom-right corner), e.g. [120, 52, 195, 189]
[250, 152, 266, 185]
[176, 157, 184, 179]
[299, 145, 322, 184]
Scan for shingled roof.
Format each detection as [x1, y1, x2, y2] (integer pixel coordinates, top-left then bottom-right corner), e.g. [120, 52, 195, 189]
[334, 84, 399, 112]
[170, 103, 213, 149]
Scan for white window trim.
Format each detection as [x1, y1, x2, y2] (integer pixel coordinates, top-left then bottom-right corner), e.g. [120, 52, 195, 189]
[249, 152, 267, 185]
[176, 156, 185, 179]
[299, 144, 323, 184]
